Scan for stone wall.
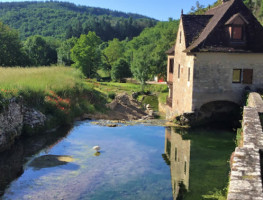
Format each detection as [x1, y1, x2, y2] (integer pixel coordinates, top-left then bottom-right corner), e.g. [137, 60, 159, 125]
[193, 53, 263, 111]
[227, 92, 263, 200]
[167, 18, 195, 116]
[0, 98, 46, 152]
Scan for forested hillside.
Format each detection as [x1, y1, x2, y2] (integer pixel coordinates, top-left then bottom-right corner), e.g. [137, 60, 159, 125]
[0, 1, 157, 41]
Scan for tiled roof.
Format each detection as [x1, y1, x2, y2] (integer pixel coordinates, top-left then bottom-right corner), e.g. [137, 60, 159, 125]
[183, 0, 263, 53]
[182, 15, 212, 47]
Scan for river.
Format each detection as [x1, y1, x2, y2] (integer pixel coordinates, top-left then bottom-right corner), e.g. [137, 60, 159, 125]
[0, 121, 235, 200]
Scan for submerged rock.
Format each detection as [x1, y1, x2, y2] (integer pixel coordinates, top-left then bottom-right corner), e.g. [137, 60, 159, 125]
[29, 155, 74, 170]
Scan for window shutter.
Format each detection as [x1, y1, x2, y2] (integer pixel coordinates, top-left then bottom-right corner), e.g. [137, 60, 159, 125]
[243, 69, 253, 84]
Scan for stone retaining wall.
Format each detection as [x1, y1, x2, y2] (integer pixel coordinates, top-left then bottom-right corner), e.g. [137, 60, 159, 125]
[228, 92, 263, 200]
[0, 98, 46, 152]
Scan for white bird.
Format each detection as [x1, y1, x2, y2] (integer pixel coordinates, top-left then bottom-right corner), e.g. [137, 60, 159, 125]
[92, 146, 101, 152]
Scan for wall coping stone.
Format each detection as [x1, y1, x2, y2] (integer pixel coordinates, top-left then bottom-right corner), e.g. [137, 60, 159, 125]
[228, 92, 263, 200]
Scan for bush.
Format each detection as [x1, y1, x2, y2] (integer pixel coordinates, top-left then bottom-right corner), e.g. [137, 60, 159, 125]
[108, 92, 116, 100]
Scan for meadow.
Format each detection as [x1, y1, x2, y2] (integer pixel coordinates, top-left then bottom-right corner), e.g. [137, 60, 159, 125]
[0, 66, 105, 130]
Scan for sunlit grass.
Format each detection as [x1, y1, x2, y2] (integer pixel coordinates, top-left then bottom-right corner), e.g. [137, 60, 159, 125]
[0, 66, 84, 93]
[0, 66, 105, 129]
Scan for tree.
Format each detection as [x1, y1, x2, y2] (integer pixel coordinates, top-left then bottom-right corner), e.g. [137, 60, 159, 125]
[23, 35, 57, 66]
[131, 45, 154, 90]
[57, 37, 77, 65]
[126, 20, 179, 83]
[111, 58, 131, 82]
[0, 22, 24, 66]
[103, 38, 125, 71]
[71, 32, 101, 78]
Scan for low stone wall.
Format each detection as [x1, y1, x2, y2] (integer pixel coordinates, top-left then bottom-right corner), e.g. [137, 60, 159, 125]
[228, 92, 263, 200]
[0, 98, 46, 152]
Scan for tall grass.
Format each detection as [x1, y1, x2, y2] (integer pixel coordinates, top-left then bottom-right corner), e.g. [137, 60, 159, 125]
[0, 66, 106, 132]
[0, 66, 84, 93]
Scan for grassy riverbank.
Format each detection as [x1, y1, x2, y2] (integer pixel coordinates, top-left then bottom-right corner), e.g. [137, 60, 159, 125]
[0, 66, 106, 130]
[86, 80, 168, 106]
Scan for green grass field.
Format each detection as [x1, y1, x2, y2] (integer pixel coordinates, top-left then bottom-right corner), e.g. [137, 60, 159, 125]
[0, 66, 106, 131]
[0, 66, 83, 93]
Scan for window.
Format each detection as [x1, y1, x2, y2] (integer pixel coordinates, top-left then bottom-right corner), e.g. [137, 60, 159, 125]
[184, 161, 187, 175]
[232, 69, 241, 83]
[232, 27, 242, 40]
[229, 26, 243, 40]
[188, 67, 190, 81]
[232, 69, 253, 84]
[178, 64, 181, 78]
[169, 58, 174, 73]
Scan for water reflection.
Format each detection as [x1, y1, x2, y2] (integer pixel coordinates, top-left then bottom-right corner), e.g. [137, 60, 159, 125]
[0, 126, 72, 197]
[163, 127, 190, 200]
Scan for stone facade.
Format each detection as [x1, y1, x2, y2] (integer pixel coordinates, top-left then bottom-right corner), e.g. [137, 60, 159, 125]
[193, 53, 263, 110]
[166, 19, 195, 118]
[163, 127, 190, 199]
[167, 43, 263, 119]
[166, 0, 263, 120]
[227, 92, 263, 200]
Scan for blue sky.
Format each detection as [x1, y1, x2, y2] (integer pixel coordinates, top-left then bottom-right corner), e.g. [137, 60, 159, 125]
[0, 0, 217, 20]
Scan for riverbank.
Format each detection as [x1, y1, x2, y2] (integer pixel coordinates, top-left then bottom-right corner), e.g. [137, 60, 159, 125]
[0, 66, 107, 152]
[0, 67, 168, 152]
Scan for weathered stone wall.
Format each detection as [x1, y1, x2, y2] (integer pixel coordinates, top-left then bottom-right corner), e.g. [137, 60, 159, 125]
[193, 53, 263, 111]
[0, 99, 23, 152]
[228, 92, 263, 200]
[0, 98, 46, 152]
[168, 19, 195, 116]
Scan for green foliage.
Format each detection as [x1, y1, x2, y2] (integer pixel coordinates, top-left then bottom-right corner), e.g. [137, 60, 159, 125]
[236, 128, 243, 147]
[0, 1, 157, 41]
[71, 32, 102, 78]
[108, 92, 116, 100]
[131, 45, 153, 89]
[111, 58, 131, 82]
[103, 38, 126, 71]
[23, 35, 57, 66]
[127, 20, 179, 83]
[0, 21, 24, 66]
[141, 95, 159, 111]
[57, 37, 77, 66]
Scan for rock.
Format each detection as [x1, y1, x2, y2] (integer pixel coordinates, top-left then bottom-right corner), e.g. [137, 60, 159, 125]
[106, 124, 118, 127]
[0, 98, 23, 152]
[105, 93, 148, 120]
[23, 106, 46, 129]
[0, 98, 47, 152]
[146, 104, 152, 110]
[82, 113, 92, 120]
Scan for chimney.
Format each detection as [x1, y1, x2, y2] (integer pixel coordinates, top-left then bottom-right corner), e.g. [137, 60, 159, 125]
[222, 0, 230, 3]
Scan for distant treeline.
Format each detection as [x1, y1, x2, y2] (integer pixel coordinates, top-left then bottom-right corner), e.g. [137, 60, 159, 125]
[0, 1, 157, 41]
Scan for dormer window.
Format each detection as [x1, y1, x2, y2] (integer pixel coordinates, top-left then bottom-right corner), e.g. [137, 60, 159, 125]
[225, 13, 248, 42]
[229, 26, 243, 40]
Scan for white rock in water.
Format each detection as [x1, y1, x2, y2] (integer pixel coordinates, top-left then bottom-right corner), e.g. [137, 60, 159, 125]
[93, 146, 101, 152]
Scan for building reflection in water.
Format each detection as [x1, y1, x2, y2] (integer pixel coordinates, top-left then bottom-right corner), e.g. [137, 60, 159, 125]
[162, 127, 190, 200]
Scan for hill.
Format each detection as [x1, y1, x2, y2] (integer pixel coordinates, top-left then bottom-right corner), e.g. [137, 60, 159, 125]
[0, 1, 157, 41]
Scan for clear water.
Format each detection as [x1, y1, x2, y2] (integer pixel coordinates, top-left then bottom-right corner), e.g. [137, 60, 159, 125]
[1, 121, 235, 200]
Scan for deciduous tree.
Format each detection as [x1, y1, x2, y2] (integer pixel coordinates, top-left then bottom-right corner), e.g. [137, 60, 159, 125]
[71, 32, 101, 78]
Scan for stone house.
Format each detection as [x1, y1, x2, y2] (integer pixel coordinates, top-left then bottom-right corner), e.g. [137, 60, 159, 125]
[166, 0, 263, 120]
[162, 127, 190, 199]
